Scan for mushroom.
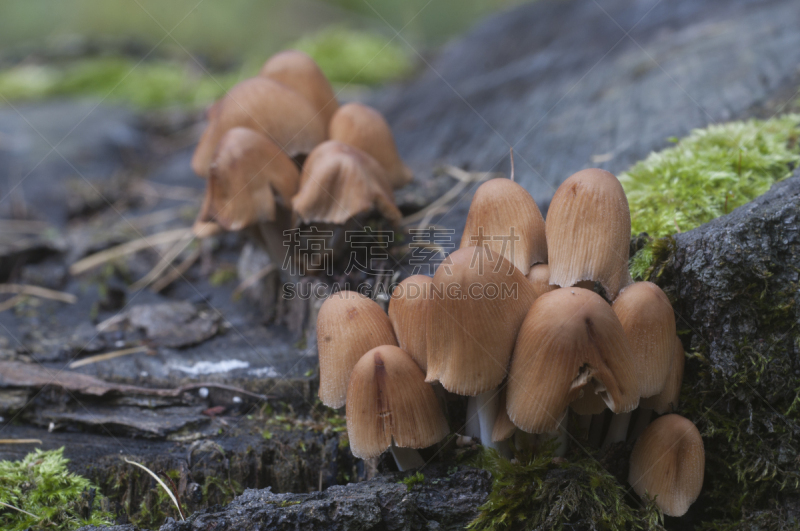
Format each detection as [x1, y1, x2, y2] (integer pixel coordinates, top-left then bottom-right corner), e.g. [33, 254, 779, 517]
[388, 274, 433, 372]
[631, 337, 685, 440]
[546, 168, 632, 300]
[604, 281, 676, 447]
[426, 246, 536, 450]
[459, 178, 547, 276]
[328, 102, 413, 189]
[260, 50, 339, 126]
[346, 345, 449, 470]
[628, 414, 704, 517]
[292, 140, 401, 225]
[317, 290, 397, 409]
[492, 388, 516, 443]
[506, 287, 639, 436]
[526, 263, 558, 298]
[191, 77, 327, 178]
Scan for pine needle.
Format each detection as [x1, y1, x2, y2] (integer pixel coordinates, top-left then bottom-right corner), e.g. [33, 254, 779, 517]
[122, 458, 185, 521]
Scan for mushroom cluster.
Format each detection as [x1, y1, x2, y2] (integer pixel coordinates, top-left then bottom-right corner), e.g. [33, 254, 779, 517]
[317, 167, 705, 517]
[191, 50, 410, 275]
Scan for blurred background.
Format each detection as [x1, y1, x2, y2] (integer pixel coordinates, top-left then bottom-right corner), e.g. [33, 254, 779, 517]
[0, 0, 526, 108]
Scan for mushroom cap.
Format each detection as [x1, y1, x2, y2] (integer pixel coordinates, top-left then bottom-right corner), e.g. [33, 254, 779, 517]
[629, 414, 704, 517]
[460, 179, 547, 275]
[388, 275, 433, 372]
[260, 50, 339, 125]
[292, 140, 401, 225]
[317, 290, 397, 408]
[191, 77, 327, 178]
[425, 246, 537, 396]
[641, 337, 685, 414]
[526, 263, 558, 299]
[546, 168, 632, 299]
[506, 287, 639, 434]
[612, 281, 676, 398]
[196, 127, 299, 231]
[346, 345, 450, 459]
[492, 388, 516, 442]
[328, 102, 412, 189]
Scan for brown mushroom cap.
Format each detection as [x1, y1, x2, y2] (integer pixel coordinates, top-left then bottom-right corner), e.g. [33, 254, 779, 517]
[612, 281, 676, 398]
[328, 102, 412, 189]
[292, 140, 401, 224]
[388, 275, 433, 372]
[492, 388, 516, 442]
[425, 246, 537, 396]
[460, 179, 547, 276]
[191, 77, 327, 178]
[526, 263, 558, 299]
[546, 168, 632, 299]
[506, 287, 639, 433]
[629, 414, 704, 517]
[260, 50, 339, 126]
[195, 128, 299, 231]
[641, 337, 685, 414]
[346, 345, 450, 459]
[317, 290, 397, 408]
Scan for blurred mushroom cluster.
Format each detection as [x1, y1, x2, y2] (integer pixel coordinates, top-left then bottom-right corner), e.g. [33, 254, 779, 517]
[317, 168, 705, 517]
[191, 50, 410, 278]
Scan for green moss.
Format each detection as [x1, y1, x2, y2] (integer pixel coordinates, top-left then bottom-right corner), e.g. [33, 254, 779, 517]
[291, 27, 413, 86]
[399, 471, 425, 491]
[620, 115, 800, 239]
[0, 448, 113, 531]
[468, 448, 663, 530]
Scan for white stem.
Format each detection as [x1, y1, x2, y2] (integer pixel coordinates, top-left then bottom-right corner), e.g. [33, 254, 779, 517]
[475, 389, 511, 457]
[390, 441, 425, 471]
[603, 411, 633, 449]
[465, 395, 481, 440]
[629, 408, 653, 441]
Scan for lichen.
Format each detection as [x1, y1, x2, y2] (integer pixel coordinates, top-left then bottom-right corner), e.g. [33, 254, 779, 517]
[620, 114, 800, 239]
[468, 448, 663, 530]
[0, 448, 113, 531]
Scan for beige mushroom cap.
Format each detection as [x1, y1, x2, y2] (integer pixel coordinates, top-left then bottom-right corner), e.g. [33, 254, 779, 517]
[292, 140, 402, 225]
[492, 388, 517, 442]
[460, 178, 547, 276]
[546, 168, 632, 300]
[641, 337, 685, 414]
[191, 77, 327, 178]
[629, 414, 705, 517]
[346, 345, 450, 459]
[425, 246, 537, 396]
[260, 50, 339, 126]
[317, 290, 397, 408]
[612, 281, 676, 398]
[506, 287, 639, 434]
[526, 263, 558, 299]
[329, 102, 413, 190]
[195, 128, 299, 231]
[388, 275, 433, 372]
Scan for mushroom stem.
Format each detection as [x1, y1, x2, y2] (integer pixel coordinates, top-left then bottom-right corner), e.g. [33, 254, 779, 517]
[603, 411, 633, 448]
[465, 395, 481, 440]
[589, 413, 606, 448]
[629, 408, 653, 441]
[389, 440, 425, 471]
[475, 389, 511, 457]
[577, 414, 593, 438]
[255, 220, 295, 282]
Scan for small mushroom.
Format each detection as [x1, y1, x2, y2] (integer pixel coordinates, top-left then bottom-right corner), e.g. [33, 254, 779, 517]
[506, 287, 639, 434]
[629, 414, 704, 517]
[460, 178, 547, 275]
[388, 275, 433, 372]
[346, 345, 449, 469]
[546, 168, 632, 300]
[317, 290, 397, 408]
[191, 77, 327, 178]
[526, 263, 558, 299]
[260, 50, 339, 126]
[195, 127, 299, 232]
[292, 140, 401, 225]
[328, 102, 412, 189]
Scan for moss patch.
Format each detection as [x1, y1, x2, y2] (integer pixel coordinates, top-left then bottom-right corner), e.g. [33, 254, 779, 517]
[468, 448, 663, 530]
[621, 114, 800, 239]
[0, 448, 113, 531]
